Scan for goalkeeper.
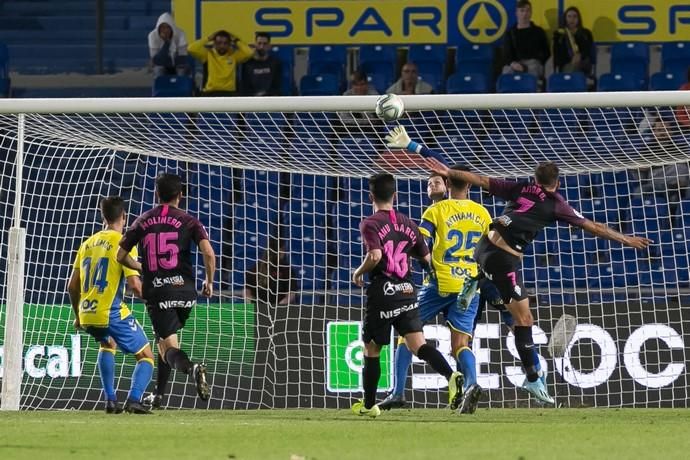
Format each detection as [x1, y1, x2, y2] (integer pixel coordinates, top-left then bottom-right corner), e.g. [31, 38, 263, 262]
[385, 125, 652, 405]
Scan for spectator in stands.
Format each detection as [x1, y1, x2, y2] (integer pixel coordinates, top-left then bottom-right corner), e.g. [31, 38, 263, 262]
[148, 13, 189, 77]
[552, 7, 594, 75]
[343, 70, 379, 96]
[245, 236, 297, 306]
[501, 0, 550, 81]
[241, 32, 282, 96]
[189, 30, 253, 96]
[675, 67, 690, 129]
[386, 62, 433, 95]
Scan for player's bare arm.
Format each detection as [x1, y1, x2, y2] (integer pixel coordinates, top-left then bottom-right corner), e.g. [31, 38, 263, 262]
[126, 275, 143, 299]
[116, 247, 143, 272]
[352, 249, 382, 287]
[579, 219, 653, 249]
[67, 269, 82, 330]
[199, 239, 216, 297]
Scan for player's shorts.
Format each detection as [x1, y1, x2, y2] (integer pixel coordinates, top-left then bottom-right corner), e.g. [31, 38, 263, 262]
[476, 277, 515, 329]
[474, 237, 528, 305]
[418, 280, 480, 336]
[84, 314, 149, 354]
[146, 301, 194, 340]
[362, 298, 423, 346]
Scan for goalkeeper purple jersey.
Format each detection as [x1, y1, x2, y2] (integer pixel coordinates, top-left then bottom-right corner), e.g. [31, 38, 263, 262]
[120, 204, 209, 302]
[488, 178, 586, 253]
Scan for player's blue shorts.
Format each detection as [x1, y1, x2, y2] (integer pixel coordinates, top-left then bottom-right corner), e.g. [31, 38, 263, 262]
[418, 280, 480, 336]
[84, 314, 149, 354]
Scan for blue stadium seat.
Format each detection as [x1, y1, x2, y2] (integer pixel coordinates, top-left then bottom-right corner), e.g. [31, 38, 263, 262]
[0, 42, 9, 96]
[662, 60, 690, 79]
[650, 71, 685, 91]
[547, 72, 587, 92]
[455, 44, 493, 68]
[496, 73, 537, 93]
[360, 45, 397, 76]
[661, 42, 690, 75]
[610, 42, 649, 74]
[417, 61, 445, 92]
[271, 45, 295, 95]
[152, 75, 194, 97]
[366, 70, 390, 94]
[408, 44, 447, 70]
[597, 73, 646, 92]
[299, 74, 340, 96]
[446, 72, 490, 94]
[308, 45, 347, 81]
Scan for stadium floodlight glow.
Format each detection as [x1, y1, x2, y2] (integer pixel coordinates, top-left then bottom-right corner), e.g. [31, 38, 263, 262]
[0, 92, 689, 410]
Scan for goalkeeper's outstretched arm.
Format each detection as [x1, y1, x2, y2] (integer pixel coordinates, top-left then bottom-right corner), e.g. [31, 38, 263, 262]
[385, 125, 490, 189]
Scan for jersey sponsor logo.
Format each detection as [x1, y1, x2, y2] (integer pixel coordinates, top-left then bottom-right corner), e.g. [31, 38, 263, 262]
[495, 215, 512, 226]
[158, 300, 196, 309]
[152, 275, 185, 288]
[382, 281, 415, 296]
[379, 301, 418, 319]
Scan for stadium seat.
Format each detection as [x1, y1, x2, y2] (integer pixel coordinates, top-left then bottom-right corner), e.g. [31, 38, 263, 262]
[446, 72, 490, 94]
[650, 71, 685, 91]
[496, 73, 537, 93]
[661, 42, 690, 75]
[597, 73, 646, 92]
[408, 44, 447, 70]
[610, 42, 649, 75]
[299, 74, 340, 96]
[662, 60, 690, 79]
[547, 72, 587, 92]
[271, 45, 295, 95]
[366, 70, 390, 94]
[359, 45, 397, 75]
[152, 75, 194, 97]
[308, 45, 347, 81]
[417, 61, 445, 92]
[0, 42, 9, 96]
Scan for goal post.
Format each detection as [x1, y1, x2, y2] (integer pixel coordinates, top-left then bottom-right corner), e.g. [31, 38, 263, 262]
[0, 92, 689, 410]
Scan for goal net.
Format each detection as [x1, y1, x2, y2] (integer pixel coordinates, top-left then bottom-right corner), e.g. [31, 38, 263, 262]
[1, 93, 689, 410]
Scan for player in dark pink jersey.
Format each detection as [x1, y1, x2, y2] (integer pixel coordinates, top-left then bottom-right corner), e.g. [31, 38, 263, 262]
[351, 173, 463, 418]
[117, 173, 217, 407]
[386, 124, 652, 405]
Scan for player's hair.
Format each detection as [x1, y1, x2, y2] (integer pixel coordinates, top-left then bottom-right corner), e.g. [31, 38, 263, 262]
[448, 164, 471, 189]
[534, 161, 560, 188]
[517, 0, 531, 8]
[369, 173, 396, 202]
[428, 171, 445, 180]
[255, 31, 271, 42]
[156, 173, 183, 202]
[100, 196, 125, 224]
[215, 30, 232, 41]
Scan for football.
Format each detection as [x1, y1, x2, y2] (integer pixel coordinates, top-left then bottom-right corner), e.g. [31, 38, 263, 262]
[375, 93, 405, 122]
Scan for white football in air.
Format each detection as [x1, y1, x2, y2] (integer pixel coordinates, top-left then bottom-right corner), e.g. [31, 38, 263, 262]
[375, 93, 405, 122]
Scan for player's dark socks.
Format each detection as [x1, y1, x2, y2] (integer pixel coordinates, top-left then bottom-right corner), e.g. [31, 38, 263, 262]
[362, 356, 381, 409]
[165, 347, 193, 375]
[514, 326, 539, 382]
[156, 352, 172, 396]
[417, 344, 453, 380]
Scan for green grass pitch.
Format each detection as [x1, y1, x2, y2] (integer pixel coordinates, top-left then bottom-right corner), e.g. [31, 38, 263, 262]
[1, 408, 689, 460]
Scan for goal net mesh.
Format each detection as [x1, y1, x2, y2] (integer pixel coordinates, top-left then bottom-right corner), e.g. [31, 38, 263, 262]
[0, 103, 689, 409]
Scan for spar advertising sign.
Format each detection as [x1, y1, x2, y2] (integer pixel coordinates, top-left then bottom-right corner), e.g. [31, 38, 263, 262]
[173, 0, 690, 45]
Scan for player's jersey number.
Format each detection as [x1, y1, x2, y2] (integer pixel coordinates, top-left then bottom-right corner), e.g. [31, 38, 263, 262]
[442, 229, 482, 263]
[142, 232, 179, 271]
[383, 240, 409, 278]
[81, 257, 109, 293]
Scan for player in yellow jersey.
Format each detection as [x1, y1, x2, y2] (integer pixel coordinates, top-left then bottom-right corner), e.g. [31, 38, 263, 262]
[67, 196, 155, 414]
[380, 165, 491, 414]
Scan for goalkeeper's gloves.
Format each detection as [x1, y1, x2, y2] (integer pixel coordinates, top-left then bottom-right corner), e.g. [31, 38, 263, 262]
[385, 125, 420, 153]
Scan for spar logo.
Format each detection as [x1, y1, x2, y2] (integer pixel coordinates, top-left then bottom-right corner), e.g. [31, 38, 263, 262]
[457, 0, 508, 44]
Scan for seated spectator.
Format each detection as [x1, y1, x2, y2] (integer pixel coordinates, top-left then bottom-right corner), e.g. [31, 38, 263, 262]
[189, 30, 253, 96]
[343, 70, 379, 96]
[501, 0, 550, 81]
[148, 13, 188, 77]
[675, 67, 690, 129]
[241, 32, 282, 96]
[553, 7, 594, 75]
[386, 62, 433, 95]
[245, 236, 297, 306]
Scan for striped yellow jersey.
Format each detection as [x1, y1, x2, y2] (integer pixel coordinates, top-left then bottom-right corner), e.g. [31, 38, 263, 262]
[419, 199, 492, 293]
[72, 230, 139, 327]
